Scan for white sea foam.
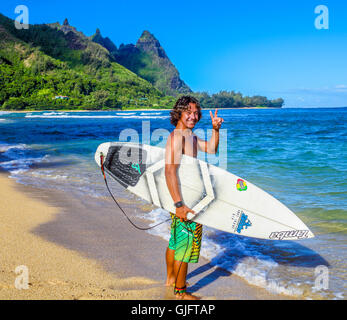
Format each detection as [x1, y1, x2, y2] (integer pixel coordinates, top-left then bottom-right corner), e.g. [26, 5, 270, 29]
[0, 157, 46, 174]
[0, 142, 49, 175]
[31, 171, 68, 180]
[0, 143, 28, 153]
[140, 112, 162, 116]
[42, 112, 67, 116]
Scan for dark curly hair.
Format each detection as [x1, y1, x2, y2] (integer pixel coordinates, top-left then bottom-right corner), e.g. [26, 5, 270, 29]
[170, 96, 202, 127]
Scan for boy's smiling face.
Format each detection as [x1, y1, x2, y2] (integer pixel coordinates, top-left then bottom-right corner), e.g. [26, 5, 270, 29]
[178, 103, 199, 129]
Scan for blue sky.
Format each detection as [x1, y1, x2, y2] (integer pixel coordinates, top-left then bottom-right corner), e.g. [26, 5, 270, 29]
[1, 0, 347, 107]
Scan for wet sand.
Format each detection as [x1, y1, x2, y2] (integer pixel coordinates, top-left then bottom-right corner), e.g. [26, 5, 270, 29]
[0, 172, 293, 299]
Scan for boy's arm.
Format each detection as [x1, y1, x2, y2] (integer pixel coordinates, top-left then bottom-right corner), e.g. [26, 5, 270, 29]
[165, 132, 195, 222]
[196, 109, 224, 154]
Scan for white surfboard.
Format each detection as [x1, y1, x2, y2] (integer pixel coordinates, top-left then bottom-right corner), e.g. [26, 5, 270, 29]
[95, 142, 314, 240]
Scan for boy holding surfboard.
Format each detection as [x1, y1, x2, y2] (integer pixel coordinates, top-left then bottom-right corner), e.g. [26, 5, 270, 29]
[165, 96, 224, 300]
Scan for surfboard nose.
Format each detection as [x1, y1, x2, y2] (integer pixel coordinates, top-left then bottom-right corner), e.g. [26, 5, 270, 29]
[306, 229, 315, 239]
[298, 219, 315, 239]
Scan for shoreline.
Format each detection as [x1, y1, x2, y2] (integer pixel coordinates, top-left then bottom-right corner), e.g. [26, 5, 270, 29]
[0, 171, 294, 300]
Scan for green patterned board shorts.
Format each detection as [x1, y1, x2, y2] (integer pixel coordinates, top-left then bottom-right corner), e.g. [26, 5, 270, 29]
[168, 212, 203, 263]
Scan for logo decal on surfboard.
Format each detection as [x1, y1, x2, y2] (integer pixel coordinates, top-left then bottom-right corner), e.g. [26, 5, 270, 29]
[131, 163, 141, 174]
[236, 179, 247, 191]
[236, 212, 252, 233]
[269, 230, 309, 240]
[232, 210, 252, 234]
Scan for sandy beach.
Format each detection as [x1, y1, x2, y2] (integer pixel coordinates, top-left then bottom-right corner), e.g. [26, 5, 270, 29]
[0, 171, 293, 300]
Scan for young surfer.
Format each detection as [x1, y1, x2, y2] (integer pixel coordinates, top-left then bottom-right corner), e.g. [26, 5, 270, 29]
[164, 96, 224, 300]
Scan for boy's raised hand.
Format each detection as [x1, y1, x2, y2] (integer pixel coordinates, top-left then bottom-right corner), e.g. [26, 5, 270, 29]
[209, 109, 224, 130]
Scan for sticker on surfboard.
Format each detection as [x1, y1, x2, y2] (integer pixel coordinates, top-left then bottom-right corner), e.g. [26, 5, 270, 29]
[236, 211, 252, 233]
[236, 178, 247, 191]
[231, 209, 252, 234]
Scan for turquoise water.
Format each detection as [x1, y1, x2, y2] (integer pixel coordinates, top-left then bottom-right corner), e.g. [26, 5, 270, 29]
[0, 108, 346, 299]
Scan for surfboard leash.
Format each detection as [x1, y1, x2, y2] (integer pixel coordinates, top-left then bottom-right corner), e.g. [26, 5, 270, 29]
[100, 154, 171, 231]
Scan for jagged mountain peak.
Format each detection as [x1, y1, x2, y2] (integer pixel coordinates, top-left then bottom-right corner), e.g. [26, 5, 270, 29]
[136, 30, 168, 60]
[90, 28, 117, 53]
[89, 26, 191, 96]
[136, 30, 160, 47]
[138, 30, 156, 41]
[58, 18, 80, 36]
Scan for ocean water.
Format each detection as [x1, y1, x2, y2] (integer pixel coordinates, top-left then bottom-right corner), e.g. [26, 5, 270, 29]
[0, 108, 346, 299]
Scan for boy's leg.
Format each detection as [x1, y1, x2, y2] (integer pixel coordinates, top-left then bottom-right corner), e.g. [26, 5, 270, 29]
[165, 247, 176, 286]
[173, 259, 188, 288]
[173, 259, 199, 300]
[167, 213, 200, 299]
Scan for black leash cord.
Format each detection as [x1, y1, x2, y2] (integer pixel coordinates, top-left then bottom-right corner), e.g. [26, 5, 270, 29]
[100, 154, 171, 231]
[174, 221, 192, 295]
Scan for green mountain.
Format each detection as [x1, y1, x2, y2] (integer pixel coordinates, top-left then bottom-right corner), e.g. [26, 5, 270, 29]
[90, 29, 191, 96]
[0, 14, 174, 110]
[0, 13, 284, 110]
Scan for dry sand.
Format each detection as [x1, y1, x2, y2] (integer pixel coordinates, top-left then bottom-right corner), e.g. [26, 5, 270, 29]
[0, 172, 293, 300]
[0, 173, 165, 300]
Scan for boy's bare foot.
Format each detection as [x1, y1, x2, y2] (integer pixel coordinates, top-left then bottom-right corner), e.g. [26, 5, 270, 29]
[175, 292, 200, 300]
